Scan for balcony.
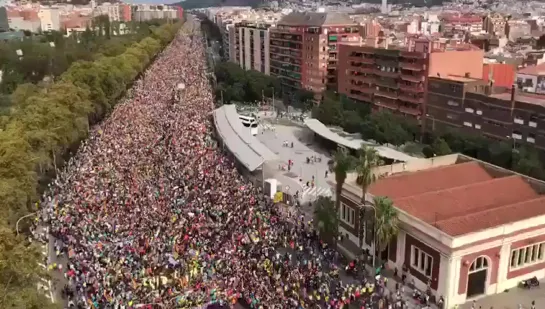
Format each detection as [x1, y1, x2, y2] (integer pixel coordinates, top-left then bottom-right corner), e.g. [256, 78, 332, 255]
[348, 92, 373, 103]
[375, 77, 398, 89]
[400, 73, 425, 83]
[376, 59, 399, 68]
[375, 99, 398, 111]
[399, 105, 421, 116]
[398, 83, 424, 93]
[357, 67, 375, 74]
[399, 61, 426, 71]
[270, 33, 302, 41]
[398, 94, 424, 104]
[400, 51, 427, 59]
[352, 74, 374, 84]
[350, 56, 375, 65]
[375, 89, 398, 100]
[375, 49, 400, 58]
[374, 68, 399, 78]
[358, 86, 375, 95]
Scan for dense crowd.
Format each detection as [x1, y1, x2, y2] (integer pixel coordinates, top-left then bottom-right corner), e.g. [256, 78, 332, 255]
[40, 21, 413, 309]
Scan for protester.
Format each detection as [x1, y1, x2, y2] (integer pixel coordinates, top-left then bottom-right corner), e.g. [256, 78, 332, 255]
[40, 22, 407, 309]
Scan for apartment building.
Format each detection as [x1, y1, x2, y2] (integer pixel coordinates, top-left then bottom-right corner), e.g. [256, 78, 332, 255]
[233, 21, 271, 75]
[38, 7, 60, 32]
[441, 13, 483, 34]
[94, 3, 121, 22]
[483, 13, 507, 36]
[269, 12, 360, 100]
[426, 76, 545, 150]
[337, 38, 484, 118]
[132, 5, 177, 22]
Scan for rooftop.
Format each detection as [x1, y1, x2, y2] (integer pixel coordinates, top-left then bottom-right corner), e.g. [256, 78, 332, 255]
[518, 62, 545, 75]
[490, 92, 545, 107]
[277, 12, 356, 27]
[438, 75, 482, 83]
[345, 155, 545, 237]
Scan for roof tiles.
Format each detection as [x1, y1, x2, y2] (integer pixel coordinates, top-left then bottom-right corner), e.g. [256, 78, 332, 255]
[368, 161, 545, 236]
[369, 161, 492, 200]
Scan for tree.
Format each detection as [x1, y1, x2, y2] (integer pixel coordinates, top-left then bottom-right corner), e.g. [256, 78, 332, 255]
[313, 196, 338, 244]
[293, 89, 314, 112]
[314, 94, 343, 127]
[431, 138, 452, 156]
[373, 196, 399, 265]
[332, 147, 354, 247]
[355, 145, 381, 255]
[0, 224, 58, 309]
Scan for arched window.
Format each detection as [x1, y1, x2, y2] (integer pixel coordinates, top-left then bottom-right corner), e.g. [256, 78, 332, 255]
[469, 256, 489, 272]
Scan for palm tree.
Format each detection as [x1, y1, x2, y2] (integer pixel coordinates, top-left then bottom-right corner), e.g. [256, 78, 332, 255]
[355, 145, 382, 255]
[373, 196, 399, 266]
[332, 147, 354, 247]
[313, 196, 338, 244]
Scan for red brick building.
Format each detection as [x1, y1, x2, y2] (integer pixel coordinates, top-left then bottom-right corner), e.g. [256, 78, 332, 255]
[332, 154, 545, 308]
[336, 38, 484, 119]
[268, 12, 361, 100]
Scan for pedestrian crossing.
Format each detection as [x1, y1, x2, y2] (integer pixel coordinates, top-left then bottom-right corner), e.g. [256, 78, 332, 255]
[300, 186, 332, 201]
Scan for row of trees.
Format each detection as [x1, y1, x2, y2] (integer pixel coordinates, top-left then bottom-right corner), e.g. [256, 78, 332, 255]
[0, 21, 182, 309]
[214, 61, 281, 104]
[0, 17, 171, 96]
[314, 145, 399, 267]
[214, 61, 316, 110]
[314, 92, 545, 180]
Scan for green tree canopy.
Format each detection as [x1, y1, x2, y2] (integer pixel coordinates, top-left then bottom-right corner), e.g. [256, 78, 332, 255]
[313, 196, 338, 244]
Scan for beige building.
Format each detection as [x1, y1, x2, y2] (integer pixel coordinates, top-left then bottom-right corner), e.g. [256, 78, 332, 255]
[233, 21, 271, 75]
[38, 7, 60, 32]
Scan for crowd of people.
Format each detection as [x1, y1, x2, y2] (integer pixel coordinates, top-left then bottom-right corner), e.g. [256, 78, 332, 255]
[39, 20, 416, 309]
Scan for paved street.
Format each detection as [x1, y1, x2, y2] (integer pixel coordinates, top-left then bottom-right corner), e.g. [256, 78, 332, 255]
[458, 286, 543, 309]
[256, 122, 333, 203]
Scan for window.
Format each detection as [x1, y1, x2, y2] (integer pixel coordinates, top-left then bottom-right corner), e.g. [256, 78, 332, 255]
[339, 203, 355, 227]
[411, 246, 433, 277]
[510, 242, 545, 269]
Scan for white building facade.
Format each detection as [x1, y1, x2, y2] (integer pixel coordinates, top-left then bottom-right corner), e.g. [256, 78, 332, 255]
[38, 7, 60, 31]
[234, 21, 271, 75]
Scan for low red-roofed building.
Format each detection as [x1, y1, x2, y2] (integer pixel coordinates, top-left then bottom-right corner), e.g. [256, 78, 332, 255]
[331, 154, 545, 308]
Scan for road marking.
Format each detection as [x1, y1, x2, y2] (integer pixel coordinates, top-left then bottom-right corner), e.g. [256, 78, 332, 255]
[301, 186, 332, 199]
[48, 280, 54, 303]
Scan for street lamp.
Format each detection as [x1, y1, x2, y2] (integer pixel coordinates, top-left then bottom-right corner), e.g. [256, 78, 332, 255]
[16, 212, 37, 236]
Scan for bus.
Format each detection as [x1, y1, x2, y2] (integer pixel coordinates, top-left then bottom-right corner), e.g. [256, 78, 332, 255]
[239, 115, 259, 136]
